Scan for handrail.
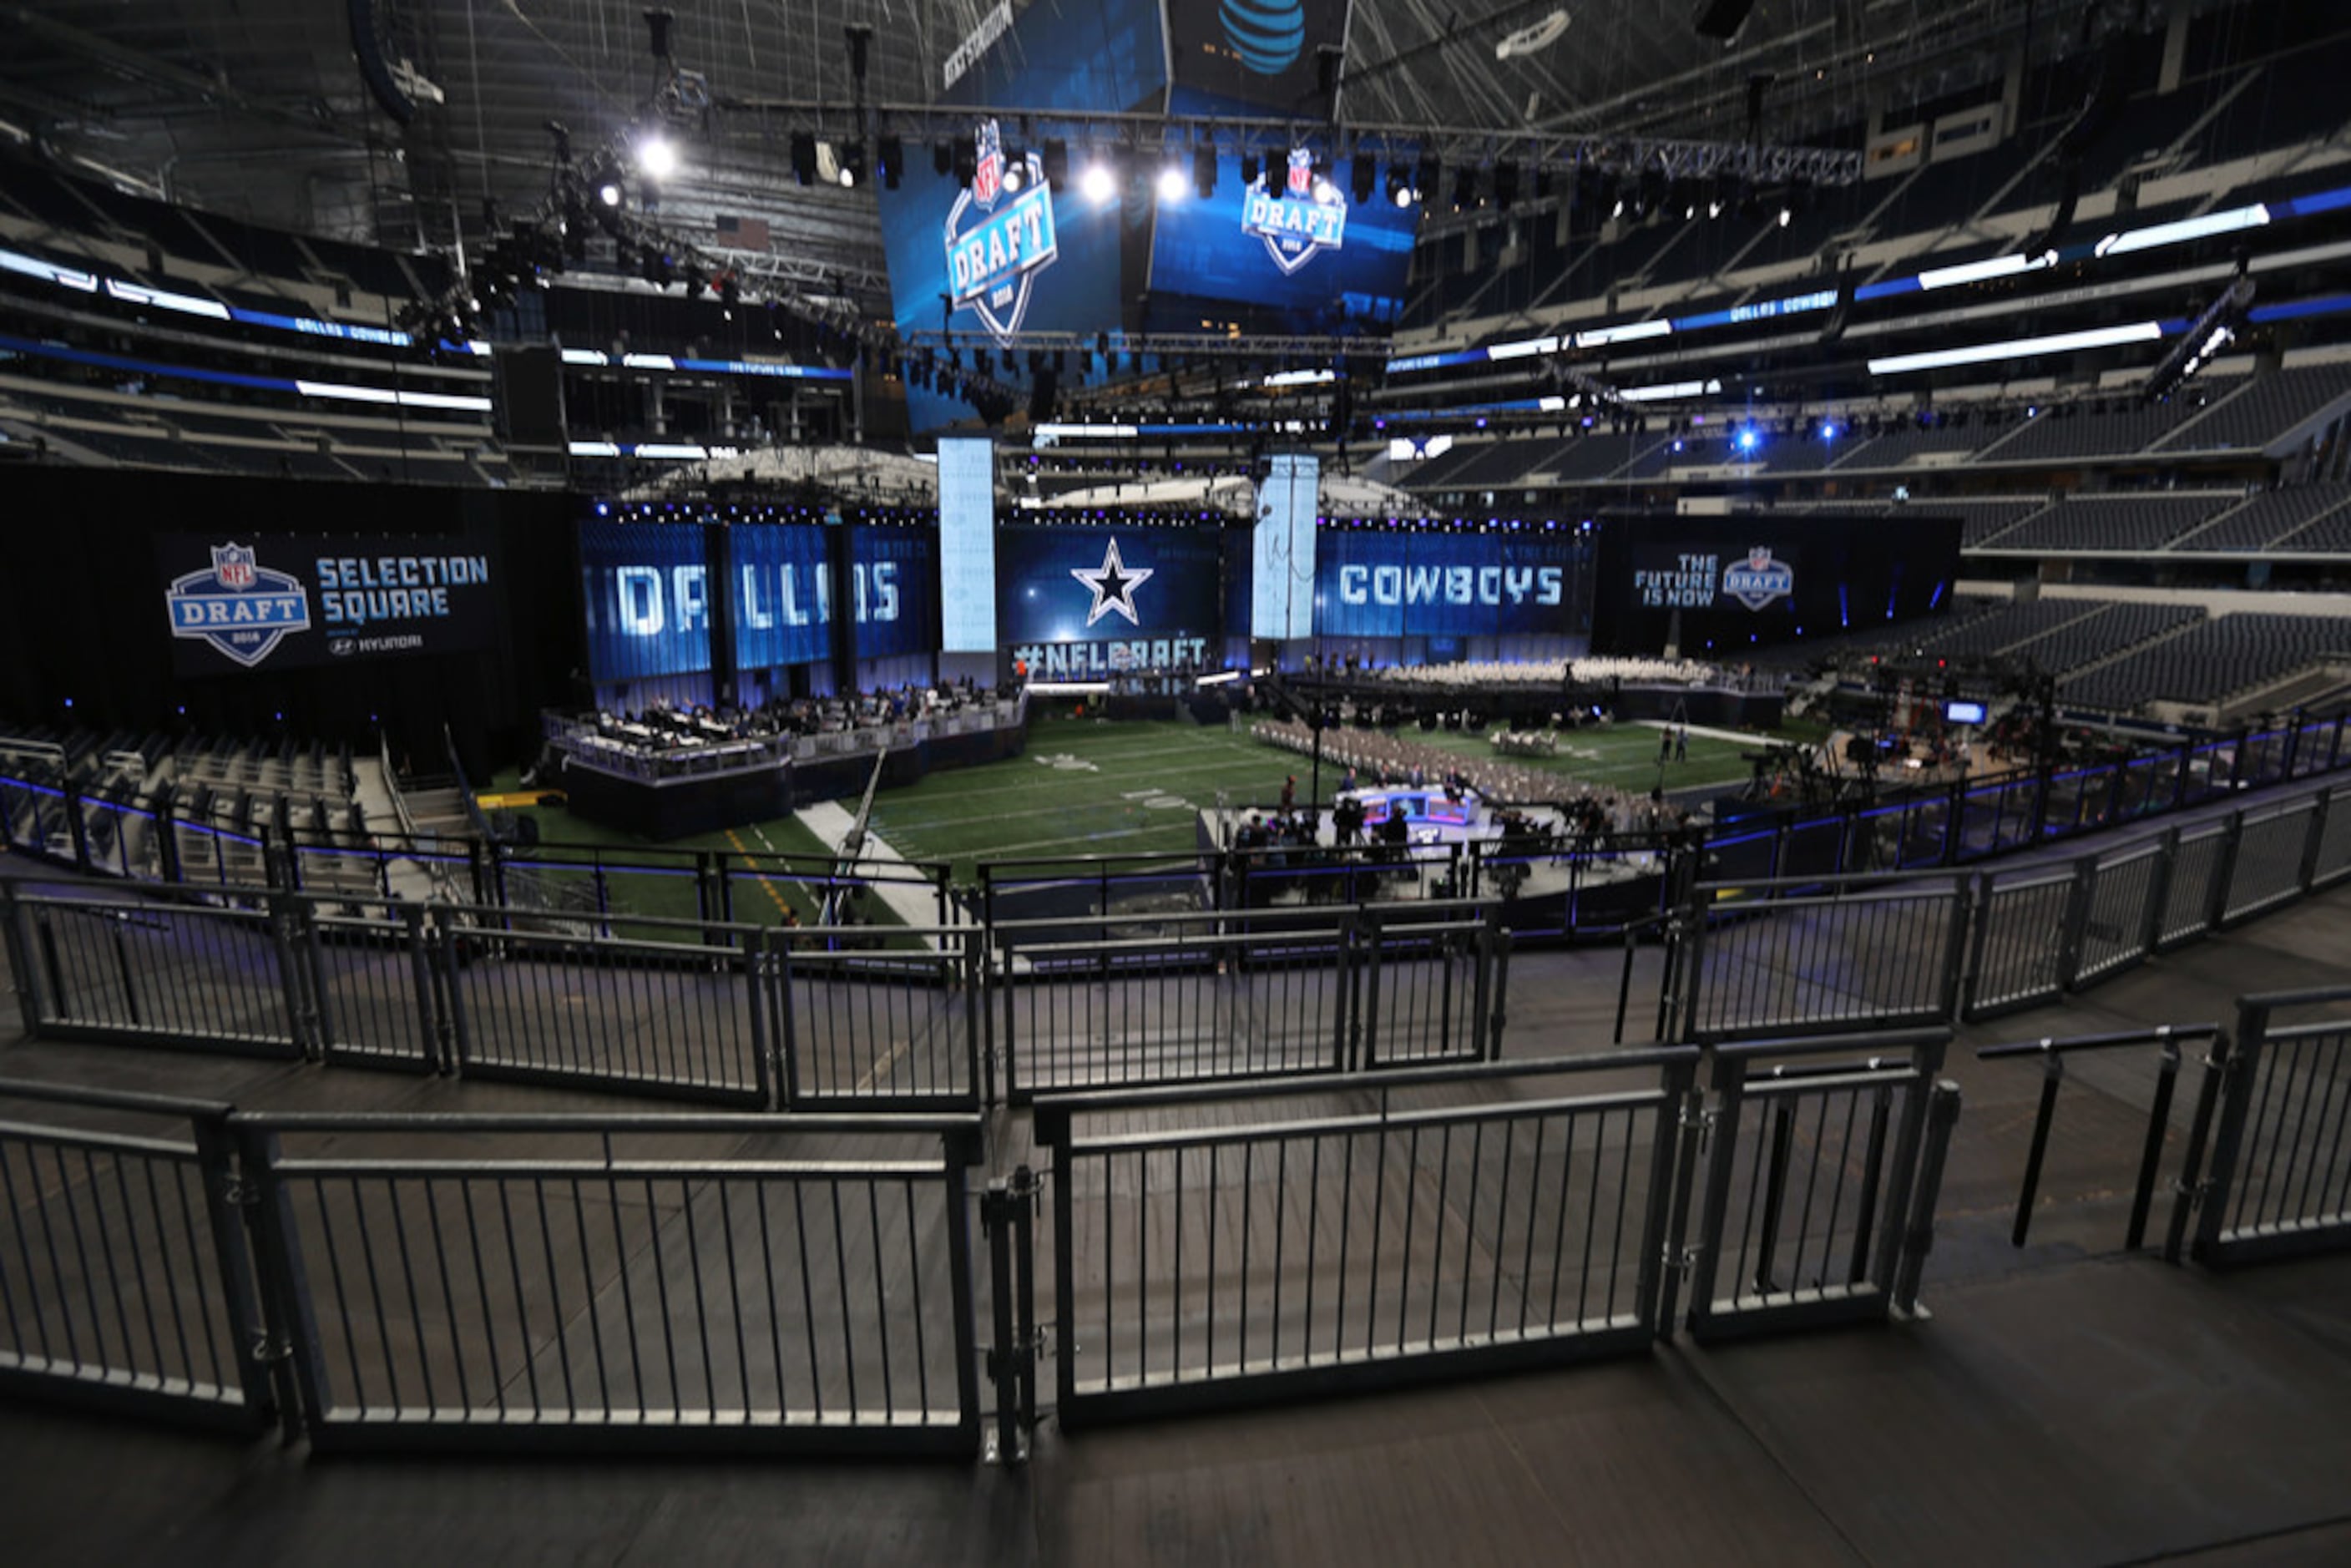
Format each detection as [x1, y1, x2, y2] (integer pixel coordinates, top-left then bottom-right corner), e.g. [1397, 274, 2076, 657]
[0, 1076, 235, 1120]
[1033, 1044, 1701, 1146]
[1712, 1025, 1952, 1063]
[1978, 1022, 2222, 1060]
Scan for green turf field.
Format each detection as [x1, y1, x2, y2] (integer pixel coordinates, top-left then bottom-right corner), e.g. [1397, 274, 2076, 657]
[480, 712, 1797, 902]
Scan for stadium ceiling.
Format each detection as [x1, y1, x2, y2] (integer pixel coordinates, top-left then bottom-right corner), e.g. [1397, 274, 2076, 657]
[0, 0, 2217, 306]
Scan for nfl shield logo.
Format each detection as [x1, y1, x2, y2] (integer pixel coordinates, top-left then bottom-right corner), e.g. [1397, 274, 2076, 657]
[213, 543, 257, 590]
[1721, 547, 1796, 611]
[1746, 547, 1772, 573]
[165, 539, 313, 668]
[973, 120, 1003, 209]
[1285, 147, 1313, 197]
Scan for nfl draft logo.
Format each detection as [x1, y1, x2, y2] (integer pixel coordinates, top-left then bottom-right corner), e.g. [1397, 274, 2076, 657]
[1241, 147, 1347, 276]
[165, 542, 312, 666]
[943, 119, 1059, 346]
[1722, 548, 1796, 612]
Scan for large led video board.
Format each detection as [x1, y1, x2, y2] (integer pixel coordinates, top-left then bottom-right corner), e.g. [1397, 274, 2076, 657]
[999, 524, 1225, 675]
[1252, 453, 1318, 640]
[850, 526, 938, 661]
[877, 0, 1165, 432]
[1312, 528, 1582, 641]
[156, 530, 500, 676]
[728, 523, 830, 671]
[937, 437, 998, 650]
[579, 520, 710, 683]
[1589, 514, 1964, 655]
[1145, 147, 1416, 331]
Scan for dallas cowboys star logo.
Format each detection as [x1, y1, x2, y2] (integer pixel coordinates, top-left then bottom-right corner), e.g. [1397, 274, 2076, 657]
[1070, 537, 1153, 627]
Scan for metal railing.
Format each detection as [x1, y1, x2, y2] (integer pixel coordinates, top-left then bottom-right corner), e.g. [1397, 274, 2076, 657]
[2182, 986, 2351, 1268]
[991, 903, 1508, 1102]
[0, 1079, 992, 1456]
[1681, 1029, 1959, 1341]
[236, 1111, 983, 1454]
[1678, 874, 1971, 1041]
[1031, 1050, 1702, 1427]
[1976, 1024, 2220, 1253]
[0, 1081, 275, 1434]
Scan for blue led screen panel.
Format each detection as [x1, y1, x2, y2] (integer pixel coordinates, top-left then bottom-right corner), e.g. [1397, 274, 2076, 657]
[851, 526, 938, 661]
[1588, 514, 1963, 656]
[579, 520, 712, 682]
[1312, 529, 1582, 641]
[157, 530, 500, 676]
[1252, 453, 1318, 640]
[938, 437, 998, 650]
[999, 524, 1225, 673]
[728, 524, 831, 671]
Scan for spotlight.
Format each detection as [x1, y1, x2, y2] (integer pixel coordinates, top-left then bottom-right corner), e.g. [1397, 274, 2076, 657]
[1451, 165, 1478, 210]
[837, 140, 865, 187]
[1191, 143, 1217, 199]
[1735, 426, 1761, 455]
[878, 134, 902, 190]
[1778, 205, 1792, 227]
[1388, 166, 1416, 207]
[636, 134, 679, 180]
[1043, 139, 1069, 191]
[643, 7, 674, 60]
[1081, 162, 1117, 205]
[933, 139, 953, 176]
[598, 181, 623, 208]
[1819, 420, 1838, 440]
[1351, 156, 1377, 205]
[1240, 151, 1261, 185]
[791, 133, 818, 186]
[1493, 161, 1519, 209]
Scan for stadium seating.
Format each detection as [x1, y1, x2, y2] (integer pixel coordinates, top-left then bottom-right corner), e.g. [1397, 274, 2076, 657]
[1984, 493, 2237, 553]
[2059, 612, 2351, 712]
[2152, 363, 2351, 453]
[2172, 485, 2351, 551]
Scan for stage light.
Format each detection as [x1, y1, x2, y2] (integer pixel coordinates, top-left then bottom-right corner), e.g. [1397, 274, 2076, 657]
[837, 140, 864, 186]
[1080, 162, 1116, 205]
[878, 134, 902, 190]
[1352, 156, 1377, 205]
[1777, 204, 1792, 227]
[1734, 426, 1761, 455]
[598, 181, 623, 207]
[1819, 420, 1838, 440]
[1194, 144, 1217, 200]
[636, 134, 679, 180]
[790, 133, 818, 185]
[1240, 151, 1261, 185]
[1156, 164, 1188, 203]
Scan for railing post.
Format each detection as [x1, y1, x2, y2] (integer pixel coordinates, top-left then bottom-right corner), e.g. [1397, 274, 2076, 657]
[267, 887, 314, 1058]
[744, 924, 775, 1110]
[963, 926, 988, 1107]
[229, 1123, 330, 1445]
[0, 882, 38, 1036]
[2126, 1034, 2184, 1252]
[397, 902, 440, 1072]
[2141, 828, 2179, 956]
[2192, 1009, 2268, 1263]
[1683, 1055, 1747, 1333]
[2206, 811, 2244, 932]
[1652, 1057, 1707, 1337]
[2163, 1031, 2232, 1265]
[2057, 857, 2096, 993]
[1674, 899, 1708, 1045]
[190, 1111, 281, 1429]
[1940, 874, 1976, 1023]
[1485, 915, 1510, 1060]
[1357, 908, 1383, 1069]
[2012, 1050, 2063, 1247]
[981, 1173, 1031, 1464]
[1871, 1035, 1948, 1291]
[432, 908, 470, 1078]
[2296, 789, 2330, 895]
[773, 927, 801, 1108]
[1891, 1080, 1963, 1318]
